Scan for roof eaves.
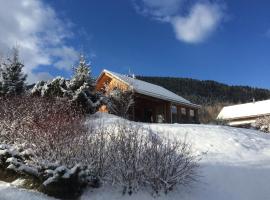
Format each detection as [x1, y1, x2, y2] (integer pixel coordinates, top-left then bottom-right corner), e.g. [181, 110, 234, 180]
[135, 88, 200, 108]
[98, 69, 131, 88]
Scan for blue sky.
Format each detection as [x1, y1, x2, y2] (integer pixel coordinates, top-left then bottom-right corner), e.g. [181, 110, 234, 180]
[1, 0, 270, 88]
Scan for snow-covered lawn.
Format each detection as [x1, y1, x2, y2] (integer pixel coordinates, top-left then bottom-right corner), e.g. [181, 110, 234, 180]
[0, 181, 56, 200]
[2, 113, 270, 200]
[147, 123, 270, 200]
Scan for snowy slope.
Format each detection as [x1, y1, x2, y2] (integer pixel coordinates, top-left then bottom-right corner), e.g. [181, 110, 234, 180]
[2, 113, 270, 200]
[83, 113, 270, 200]
[146, 123, 270, 200]
[0, 181, 56, 200]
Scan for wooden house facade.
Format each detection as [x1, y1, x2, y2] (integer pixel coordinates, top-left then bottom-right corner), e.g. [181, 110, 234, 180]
[96, 70, 201, 124]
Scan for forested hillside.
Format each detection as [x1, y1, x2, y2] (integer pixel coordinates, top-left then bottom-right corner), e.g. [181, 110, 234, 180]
[137, 76, 270, 123]
[137, 76, 270, 105]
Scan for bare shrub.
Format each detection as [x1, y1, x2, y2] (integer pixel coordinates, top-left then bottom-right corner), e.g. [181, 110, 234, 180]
[0, 96, 87, 167]
[0, 97, 199, 195]
[255, 116, 270, 133]
[103, 82, 134, 119]
[90, 123, 199, 195]
[141, 133, 198, 194]
[107, 89, 134, 119]
[104, 124, 145, 194]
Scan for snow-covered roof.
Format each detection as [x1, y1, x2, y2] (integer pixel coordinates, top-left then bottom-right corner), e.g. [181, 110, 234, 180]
[99, 69, 200, 108]
[217, 99, 270, 120]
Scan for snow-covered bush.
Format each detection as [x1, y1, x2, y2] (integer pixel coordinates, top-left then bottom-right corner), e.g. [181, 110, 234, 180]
[143, 134, 198, 194]
[31, 55, 104, 114]
[0, 96, 90, 166]
[0, 144, 98, 199]
[71, 122, 199, 195]
[0, 144, 41, 187]
[0, 96, 198, 196]
[31, 77, 71, 98]
[0, 97, 99, 198]
[255, 116, 270, 133]
[72, 83, 104, 114]
[102, 124, 199, 195]
[0, 144, 38, 177]
[39, 164, 98, 199]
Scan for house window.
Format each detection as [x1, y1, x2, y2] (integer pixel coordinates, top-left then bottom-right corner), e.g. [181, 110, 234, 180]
[171, 105, 177, 114]
[190, 109, 195, 117]
[181, 108, 186, 115]
[171, 105, 177, 123]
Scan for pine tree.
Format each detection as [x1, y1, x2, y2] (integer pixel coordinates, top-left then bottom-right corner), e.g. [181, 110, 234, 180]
[68, 54, 100, 113]
[0, 47, 27, 96]
[69, 54, 95, 91]
[31, 54, 103, 114]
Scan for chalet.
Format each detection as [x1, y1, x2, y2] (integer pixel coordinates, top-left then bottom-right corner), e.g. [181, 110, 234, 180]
[96, 69, 200, 123]
[217, 99, 270, 127]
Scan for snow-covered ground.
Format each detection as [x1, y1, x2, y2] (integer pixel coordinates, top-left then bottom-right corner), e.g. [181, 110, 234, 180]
[0, 181, 56, 200]
[2, 113, 270, 200]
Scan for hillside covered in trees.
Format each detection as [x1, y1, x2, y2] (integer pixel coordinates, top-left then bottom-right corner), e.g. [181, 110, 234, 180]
[137, 76, 270, 105]
[137, 76, 270, 123]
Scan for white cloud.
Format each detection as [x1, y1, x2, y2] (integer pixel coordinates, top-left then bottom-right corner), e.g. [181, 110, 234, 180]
[51, 46, 79, 71]
[171, 3, 223, 43]
[133, 0, 225, 43]
[27, 72, 53, 83]
[0, 0, 79, 83]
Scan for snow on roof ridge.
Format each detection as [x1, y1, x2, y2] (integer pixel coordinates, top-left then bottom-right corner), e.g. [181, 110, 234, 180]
[105, 69, 173, 91]
[102, 69, 200, 108]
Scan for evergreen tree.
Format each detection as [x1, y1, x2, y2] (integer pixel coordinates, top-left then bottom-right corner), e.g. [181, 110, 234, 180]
[0, 47, 27, 96]
[31, 54, 103, 114]
[69, 54, 95, 91]
[68, 54, 100, 113]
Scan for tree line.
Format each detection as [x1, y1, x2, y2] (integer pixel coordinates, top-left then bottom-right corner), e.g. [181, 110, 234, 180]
[137, 76, 270, 106]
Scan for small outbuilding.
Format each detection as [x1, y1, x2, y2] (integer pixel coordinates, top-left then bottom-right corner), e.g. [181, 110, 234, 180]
[96, 69, 200, 124]
[217, 99, 270, 127]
